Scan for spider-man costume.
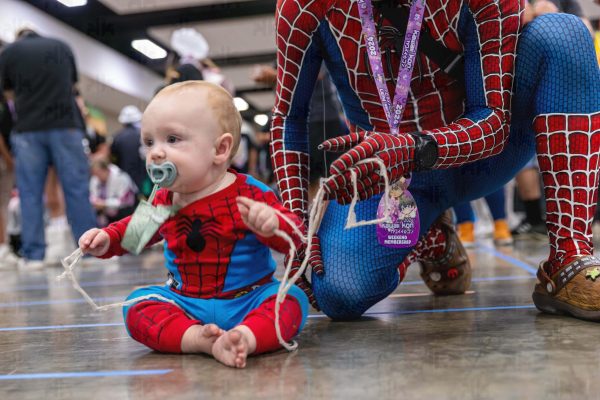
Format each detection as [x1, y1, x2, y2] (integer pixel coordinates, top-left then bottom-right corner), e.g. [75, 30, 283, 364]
[100, 172, 309, 353]
[272, 0, 600, 320]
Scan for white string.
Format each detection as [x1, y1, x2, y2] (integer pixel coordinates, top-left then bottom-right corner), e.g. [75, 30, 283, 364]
[57, 248, 179, 311]
[58, 157, 393, 352]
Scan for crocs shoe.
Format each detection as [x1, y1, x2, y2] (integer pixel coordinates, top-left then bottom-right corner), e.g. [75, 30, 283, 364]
[532, 256, 600, 321]
[420, 210, 472, 295]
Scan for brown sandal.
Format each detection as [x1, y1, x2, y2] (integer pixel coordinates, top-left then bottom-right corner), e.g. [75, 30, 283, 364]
[419, 210, 472, 295]
[532, 256, 600, 321]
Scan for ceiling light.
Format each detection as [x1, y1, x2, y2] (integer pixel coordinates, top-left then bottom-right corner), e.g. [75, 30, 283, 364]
[131, 39, 167, 60]
[56, 0, 87, 6]
[234, 97, 249, 112]
[254, 114, 269, 126]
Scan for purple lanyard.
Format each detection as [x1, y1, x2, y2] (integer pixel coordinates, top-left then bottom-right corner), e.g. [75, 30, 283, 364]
[357, 0, 425, 135]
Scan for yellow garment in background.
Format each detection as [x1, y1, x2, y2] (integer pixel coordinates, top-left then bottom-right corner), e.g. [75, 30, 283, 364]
[595, 31, 600, 66]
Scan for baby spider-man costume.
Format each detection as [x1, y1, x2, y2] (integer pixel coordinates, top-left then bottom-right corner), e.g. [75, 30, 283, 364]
[272, 0, 600, 320]
[100, 172, 309, 353]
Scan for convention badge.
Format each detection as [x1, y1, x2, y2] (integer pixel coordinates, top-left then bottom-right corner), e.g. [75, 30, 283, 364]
[376, 175, 420, 248]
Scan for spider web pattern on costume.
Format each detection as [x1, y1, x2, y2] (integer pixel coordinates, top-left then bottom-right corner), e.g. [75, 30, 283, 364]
[534, 112, 600, 273]
[396, 220, 448, 279]
[160, 181, 295, 299]
[272, 0, 520, 221]
[426, 0, 520, 168]
[327, 0, 465, 133]
[271, 0, 326, 218]
[125, 300, 194, 353]
[169, 196, 244, 298]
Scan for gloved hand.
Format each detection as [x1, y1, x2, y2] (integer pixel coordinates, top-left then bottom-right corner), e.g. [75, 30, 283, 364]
[319, 130, 416, 204]
[286, 235, 323, 310]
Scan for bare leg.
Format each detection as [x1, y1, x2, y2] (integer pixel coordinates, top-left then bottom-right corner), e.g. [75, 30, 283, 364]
[212, 325, 257, 369]
[515, 167, 541, 201]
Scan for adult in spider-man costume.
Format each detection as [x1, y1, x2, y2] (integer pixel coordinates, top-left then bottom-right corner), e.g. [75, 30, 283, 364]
[272, 0, 600, 320]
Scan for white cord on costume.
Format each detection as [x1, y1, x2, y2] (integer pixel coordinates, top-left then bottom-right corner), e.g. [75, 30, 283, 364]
[58, 157, 393, 352]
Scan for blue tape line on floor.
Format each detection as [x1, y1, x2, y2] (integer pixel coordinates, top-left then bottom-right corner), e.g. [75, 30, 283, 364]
[0, 369, 173, 380]
[474, 245, 538, 275]
[0, 303, 536, 329]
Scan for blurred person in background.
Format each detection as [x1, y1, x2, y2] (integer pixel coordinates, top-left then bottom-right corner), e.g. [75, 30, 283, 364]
[110, 105, 152, 198]
[455, 188, 513, 247]
[0, 28, 96, 270]
[232, 119, 258, 175]
[523, 0, 594, 34]
[89, 158, 137, 227]
[166, 28, 235, 95]
[251, 64, 348, 197]
[76, 95, 109, 161]
[0, 89, 18, 267]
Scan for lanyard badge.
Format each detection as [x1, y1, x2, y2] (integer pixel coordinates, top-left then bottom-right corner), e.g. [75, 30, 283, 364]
[357, 0, 425, 248]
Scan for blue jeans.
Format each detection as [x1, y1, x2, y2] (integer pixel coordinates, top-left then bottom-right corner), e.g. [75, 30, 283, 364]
[11, 129, 96, 260]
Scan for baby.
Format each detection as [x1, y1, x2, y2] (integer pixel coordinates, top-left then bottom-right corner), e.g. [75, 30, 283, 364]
[79, 81, 308, 368]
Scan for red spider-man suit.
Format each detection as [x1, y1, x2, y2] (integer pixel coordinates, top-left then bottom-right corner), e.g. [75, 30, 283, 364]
[102, 173, 299, 298]
[272, 0, 600, 321]
[98, 173, 309, 354]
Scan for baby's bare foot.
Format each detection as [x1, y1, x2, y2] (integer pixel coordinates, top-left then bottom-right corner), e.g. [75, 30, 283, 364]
[197, 324, 224, 354]
[212, 329, 249, 368]
[181, 323, 224, 354]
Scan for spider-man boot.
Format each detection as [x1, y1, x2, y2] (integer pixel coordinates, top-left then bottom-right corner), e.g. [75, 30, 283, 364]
[532, 112, 600, 321]
[398, 210, 472, 295]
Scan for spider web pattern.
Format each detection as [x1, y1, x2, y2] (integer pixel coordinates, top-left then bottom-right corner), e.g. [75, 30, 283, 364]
[426, 0, 520, 167]
[534, 112, 600, 274]
[272, 0, 328, 218]
[102, 177, 302, 299]
[168, 197, 244, 298]
[396, 220, 448, 278]
[126, 300, 198, 353]
[273, 0, 520, 220]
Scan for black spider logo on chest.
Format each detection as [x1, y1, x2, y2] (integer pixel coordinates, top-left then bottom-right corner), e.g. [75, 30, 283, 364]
[176, 216, 221, 252]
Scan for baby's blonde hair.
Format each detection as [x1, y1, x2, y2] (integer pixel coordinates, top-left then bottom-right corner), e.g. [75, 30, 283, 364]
[155, 80, 242, 159]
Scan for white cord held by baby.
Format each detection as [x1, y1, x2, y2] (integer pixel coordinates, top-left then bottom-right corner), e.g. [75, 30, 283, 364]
[58, 158, 393, 352]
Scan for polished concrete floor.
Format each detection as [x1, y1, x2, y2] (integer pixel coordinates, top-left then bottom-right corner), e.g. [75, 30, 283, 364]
[1, 237, 599, 400]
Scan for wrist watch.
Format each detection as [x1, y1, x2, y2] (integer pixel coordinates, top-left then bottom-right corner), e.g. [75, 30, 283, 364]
[409, 133, 438, 171]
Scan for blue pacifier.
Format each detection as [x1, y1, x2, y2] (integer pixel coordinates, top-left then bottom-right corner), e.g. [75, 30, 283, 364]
[147, 161, 178, 188]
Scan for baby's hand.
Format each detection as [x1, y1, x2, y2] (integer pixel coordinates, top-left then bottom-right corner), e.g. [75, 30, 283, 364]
[236, 196, 279, 237]
[79, 228, 110, 257]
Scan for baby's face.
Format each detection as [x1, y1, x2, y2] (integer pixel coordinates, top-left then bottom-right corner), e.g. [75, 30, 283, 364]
[141, 90, 221, 194]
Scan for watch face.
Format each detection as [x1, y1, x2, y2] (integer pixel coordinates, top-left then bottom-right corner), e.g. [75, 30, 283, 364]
[422, 141, 438, 168]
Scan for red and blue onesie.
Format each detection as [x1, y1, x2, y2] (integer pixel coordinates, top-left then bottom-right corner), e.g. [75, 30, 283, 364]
[100, 172, 309, 354]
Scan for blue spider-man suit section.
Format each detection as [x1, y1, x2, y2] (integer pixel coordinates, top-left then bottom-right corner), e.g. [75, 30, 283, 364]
[273, 0, 600, 320]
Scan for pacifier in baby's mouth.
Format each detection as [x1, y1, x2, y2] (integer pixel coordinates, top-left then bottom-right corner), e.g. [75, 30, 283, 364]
[147, 161, 178, 187]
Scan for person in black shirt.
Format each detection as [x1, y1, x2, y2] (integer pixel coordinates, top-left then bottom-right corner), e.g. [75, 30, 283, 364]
[0, 29, 96, 269]
[110, 105, 151, 198]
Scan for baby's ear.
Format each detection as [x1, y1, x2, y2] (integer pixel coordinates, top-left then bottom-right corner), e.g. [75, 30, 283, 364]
[214, 133, 234, 165]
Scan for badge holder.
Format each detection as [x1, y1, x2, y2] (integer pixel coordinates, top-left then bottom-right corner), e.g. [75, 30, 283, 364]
[376, 175, 420, 248]
[121, 162, 179, 254]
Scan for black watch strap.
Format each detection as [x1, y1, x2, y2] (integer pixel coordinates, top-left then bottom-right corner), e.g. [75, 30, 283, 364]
[409, 133, 438, 171]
